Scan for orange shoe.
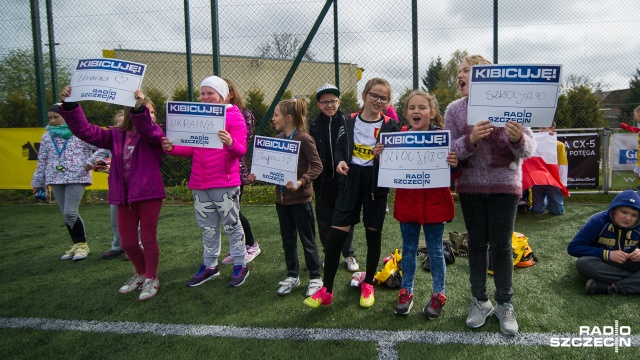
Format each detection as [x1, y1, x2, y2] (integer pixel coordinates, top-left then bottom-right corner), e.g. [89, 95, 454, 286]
[303, 286, 333, 308]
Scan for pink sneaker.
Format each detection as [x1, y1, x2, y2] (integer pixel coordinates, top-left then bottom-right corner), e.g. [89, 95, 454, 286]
[360, 282, 375, 308]
[221, 252, 233, 265]
[303, 286, 333, 308]
[245, 243, 261, 263]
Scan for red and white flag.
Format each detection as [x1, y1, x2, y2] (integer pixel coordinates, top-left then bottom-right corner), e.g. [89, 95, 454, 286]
[522, 132, 569, 197]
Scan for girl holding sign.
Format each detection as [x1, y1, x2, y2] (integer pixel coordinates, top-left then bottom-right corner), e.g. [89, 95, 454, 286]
[31, 103, 96, 261]
[58, 87, 166, 301]
[162, 76, 249, 288]
[304, 77, 398, 309]
[392, 91, 460, 318]
[445, 55, 535, 335]
[247, 98, 324, 297]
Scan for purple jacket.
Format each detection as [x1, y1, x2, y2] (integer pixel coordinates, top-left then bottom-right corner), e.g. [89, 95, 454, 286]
[444, 97, 535, 195]
[59, 103, 166, 205]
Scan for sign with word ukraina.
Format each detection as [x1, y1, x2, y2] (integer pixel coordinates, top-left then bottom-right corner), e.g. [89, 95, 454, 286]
[66, 58, 147, 107]
[165, 101, 226, 149]
[251, 135, 300, 188]
[467, 64, 562, 128]
[378, 131, 451, 189]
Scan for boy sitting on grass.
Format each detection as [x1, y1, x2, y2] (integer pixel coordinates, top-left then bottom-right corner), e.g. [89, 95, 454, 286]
[567, 190, 640, 295]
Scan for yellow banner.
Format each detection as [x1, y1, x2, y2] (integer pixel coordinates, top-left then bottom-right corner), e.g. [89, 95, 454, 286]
[0, 128, 109, 190]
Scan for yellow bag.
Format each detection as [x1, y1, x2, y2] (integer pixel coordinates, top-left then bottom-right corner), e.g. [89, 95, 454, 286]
[374, 249, 402, 288]
[488, 232, 529, 275]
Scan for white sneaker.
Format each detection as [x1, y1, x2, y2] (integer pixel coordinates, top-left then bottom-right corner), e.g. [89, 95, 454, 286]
[306, 278, 323, 297]
[277, 276, 300, 296]
[60, 243, 79, 260]
[495, 303, 519, 335]
[466, 297, 495, 328]
[245, 243, 261, 263]
[139, 278, 159, 301]
[119, 274, 145, 294]
[72, 243, 90, 261]
[345, 256, 359, 272]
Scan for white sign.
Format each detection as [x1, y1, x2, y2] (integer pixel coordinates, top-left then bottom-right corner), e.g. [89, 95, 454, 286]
[165, 101, 226, 149]
[611, 133, 637, 171]
[66, 58, 147, 107]
[467, 64, 562, 128]
[378, 131, 451, 189]
[251, 135, 300, 187]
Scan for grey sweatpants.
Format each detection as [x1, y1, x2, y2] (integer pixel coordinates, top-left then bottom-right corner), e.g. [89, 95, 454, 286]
[109, 204, 122, 251]
[51, 184, 85, 227]
[576, 256, 640, 295]
[192, 187, 246, 268]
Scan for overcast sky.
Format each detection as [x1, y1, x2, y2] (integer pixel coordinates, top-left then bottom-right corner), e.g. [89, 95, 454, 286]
[2, 0, 639, 99]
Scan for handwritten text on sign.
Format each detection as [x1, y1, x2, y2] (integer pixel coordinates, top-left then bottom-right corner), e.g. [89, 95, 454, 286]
[467, 64, 562, 128]
[251, 136, 300, 187]
[378, 131, 451, 189]
[165, 101, 226, 149]
[66, 58, 147, 107]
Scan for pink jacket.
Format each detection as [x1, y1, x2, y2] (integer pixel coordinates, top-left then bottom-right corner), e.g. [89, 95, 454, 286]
[167, 104, 247, 189]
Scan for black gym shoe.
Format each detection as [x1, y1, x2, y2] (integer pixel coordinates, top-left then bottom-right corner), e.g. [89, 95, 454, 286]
[585, 279, 613, 295]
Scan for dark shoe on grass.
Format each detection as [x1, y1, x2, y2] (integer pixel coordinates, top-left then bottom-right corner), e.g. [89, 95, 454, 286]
[585, 279, 613, 295]
[102, 249, 125, 260]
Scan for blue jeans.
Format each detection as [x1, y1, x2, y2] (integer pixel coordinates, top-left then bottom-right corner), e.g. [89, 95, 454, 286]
[459, 193, 517, 304]
[400, 222, 446, 294]
[531, 185, 564, 215]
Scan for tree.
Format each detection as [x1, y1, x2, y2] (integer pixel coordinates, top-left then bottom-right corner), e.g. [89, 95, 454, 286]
[433, 50, 469, 115]
[394, 87, 414, 125]
[0, 48, 72, 127]
[171, 85, 200, 102]
[245, 88, 269, 136]
[258, 33, 315, 61]
[620, 69, 640, 124]
[421, 57, 443, 92]
[554, 76, 604, 129]
[144, 87, 168, 125]
[339, 89, 360, 115]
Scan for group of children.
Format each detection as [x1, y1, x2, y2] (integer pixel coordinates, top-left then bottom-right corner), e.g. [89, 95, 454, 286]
[32, 54, 640, 337]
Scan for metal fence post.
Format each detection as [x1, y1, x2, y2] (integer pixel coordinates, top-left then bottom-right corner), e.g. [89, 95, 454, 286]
[184, 0, 194, 102]
[412, 0, 418, 90]
[602, 128, 610, 193]
[333, 0, 339, 88]
[211, 0, 220, 76]
[45, 0, 58, 101]
[30, 0, 47, 126]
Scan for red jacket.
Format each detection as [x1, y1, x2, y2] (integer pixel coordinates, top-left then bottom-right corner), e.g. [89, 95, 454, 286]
[393, 127, 461, 224]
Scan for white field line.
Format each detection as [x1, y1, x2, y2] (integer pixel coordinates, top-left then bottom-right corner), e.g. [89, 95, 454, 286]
[1, 316, 639, 357]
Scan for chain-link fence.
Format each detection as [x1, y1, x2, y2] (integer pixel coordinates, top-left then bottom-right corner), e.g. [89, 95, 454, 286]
[2, 0, 639, 186]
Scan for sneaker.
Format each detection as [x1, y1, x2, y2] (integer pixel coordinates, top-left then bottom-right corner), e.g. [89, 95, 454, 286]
[119, 274, 145, 294]
[186, 264, 219, 287]
[228, 265, 249, 287]
[394, 288, 414, 315]
[72, 243, 90, 261]
[345, 256, 359, 272]
[123, 254, 130, 261]
[139, 278, 160, 301]
[495, 303, 519, 336]
[423, 292, 447, 320]
[466, 297, 495, 328]
[277, 276, 300, 296]
[245, 243, 261, 263]
[101, 249, 124, 260]
[60, 243, 79, 260]
[221, 253, 234, 265]
[306, 278, 323, 297]
[585, 278, 613, 295]
[303, 286, 333, 308]
[360, 282, 375, 308]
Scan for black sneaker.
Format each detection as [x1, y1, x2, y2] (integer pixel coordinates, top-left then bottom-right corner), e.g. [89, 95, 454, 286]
[585, 279, 612, 295]
[394, 288, 414, 315]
